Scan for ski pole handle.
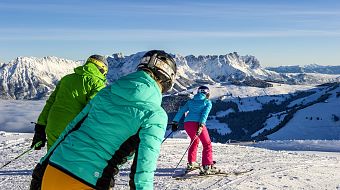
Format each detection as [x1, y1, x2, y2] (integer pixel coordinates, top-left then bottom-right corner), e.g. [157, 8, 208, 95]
[33, 141, 43, 149]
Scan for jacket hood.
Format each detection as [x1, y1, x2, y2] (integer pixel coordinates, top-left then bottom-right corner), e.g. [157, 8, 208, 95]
[193, 93, 207, 100]
[74, 63, 106, 81]
[110, 71, 162, 106]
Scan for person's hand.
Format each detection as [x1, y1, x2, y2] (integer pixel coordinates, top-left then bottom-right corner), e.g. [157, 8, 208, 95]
[171, 121, 179, 132]
[196, 123, 204, 136]
[31, 124, 46, 150]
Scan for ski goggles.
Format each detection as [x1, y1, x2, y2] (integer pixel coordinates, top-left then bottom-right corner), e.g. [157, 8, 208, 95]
[87, 57, 108, 76]
[198, 88, 210, 94]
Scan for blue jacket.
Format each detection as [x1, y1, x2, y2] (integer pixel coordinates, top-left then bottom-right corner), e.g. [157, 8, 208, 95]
[173, 93, 212, 124]
[40, 71, 167, 190]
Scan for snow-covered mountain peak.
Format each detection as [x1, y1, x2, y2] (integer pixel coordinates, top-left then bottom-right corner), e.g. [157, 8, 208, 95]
[0, 56, 82, 99]
[8, 56, 81, 75]
[111, 52, 125, 59]
[184, 52, 268, 82]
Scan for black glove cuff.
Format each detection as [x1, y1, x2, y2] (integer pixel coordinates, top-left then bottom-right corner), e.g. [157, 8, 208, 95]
[35, 124, 46, 133]
[171, 123, 179, 131]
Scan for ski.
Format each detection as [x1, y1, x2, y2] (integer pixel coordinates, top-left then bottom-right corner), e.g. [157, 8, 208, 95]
[172, 168, 200, 178]
[174, 168, 253, 180]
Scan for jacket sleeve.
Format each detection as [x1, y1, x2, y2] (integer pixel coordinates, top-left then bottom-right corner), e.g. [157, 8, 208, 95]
[134, 111, 167, 190]
[199, 100, 212, 124]
[172, 101, 189, 122]
[37, 82, 61, 125]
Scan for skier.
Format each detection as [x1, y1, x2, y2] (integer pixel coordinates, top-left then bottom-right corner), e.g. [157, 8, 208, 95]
[31, 50, 177, 190]
[30, 55, 108, 151]
[171, 86, 219, 175]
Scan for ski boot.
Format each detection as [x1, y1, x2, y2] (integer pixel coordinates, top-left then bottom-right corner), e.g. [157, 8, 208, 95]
[185, 162, 201, 172]
[199, 164, 221, 175]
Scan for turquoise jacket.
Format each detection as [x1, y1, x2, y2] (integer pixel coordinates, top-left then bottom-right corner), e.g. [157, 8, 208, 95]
[173, 93, 212, 124]
[41, 71, 167, 190]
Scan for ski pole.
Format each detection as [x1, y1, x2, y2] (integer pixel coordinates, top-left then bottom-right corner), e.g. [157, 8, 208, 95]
[162, 123, 176, 144]
[0, 141, 42, 170]
[162, 131, 173, 144]
[171, 135, 199, 177]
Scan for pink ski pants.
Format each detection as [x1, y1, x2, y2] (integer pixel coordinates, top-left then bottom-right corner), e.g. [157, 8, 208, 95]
[184, 121, 213, 166]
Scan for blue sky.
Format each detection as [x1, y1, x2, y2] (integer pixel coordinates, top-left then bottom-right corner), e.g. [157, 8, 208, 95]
[0, 0, 339, 66]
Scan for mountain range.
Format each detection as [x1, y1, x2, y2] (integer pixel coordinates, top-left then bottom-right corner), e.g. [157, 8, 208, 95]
[1, 52, 339, 100]
[267, 64, 340, 74]
[0, 52, 339, 141]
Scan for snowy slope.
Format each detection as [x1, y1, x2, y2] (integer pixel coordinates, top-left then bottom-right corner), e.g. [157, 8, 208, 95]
[0, 83, 316, 133]
[247, 85, 340, 140]
[197, 82, 316, 100]
[0, 83, 339, 141]
[268, 87, 340, 140]
[251, 112, 287, 138]
[1, 133, 340, 190]
[172, 83, 340, 141]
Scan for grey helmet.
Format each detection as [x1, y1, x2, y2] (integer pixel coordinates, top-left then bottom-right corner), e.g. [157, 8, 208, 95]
[86, 54, 108, 76]
[137, 50, 177, 93]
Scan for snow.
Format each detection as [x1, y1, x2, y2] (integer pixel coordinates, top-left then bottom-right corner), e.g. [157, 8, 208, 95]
[207, 117, 232, 135]
[0, 56, 82, 99]
[203, 82, 315, 100]
[2, 53, 340, 100]
[288, 87, 325, 108]
[0, 78, 340, 189]
[1, 133, 340, 190]
[251, 140, 340, 152]
[234, 98, 263, 112]
[0, 83, 316, 132]
[268, 89, 340, 140]
[251, 113, 287, 138]
[216, 109, 234, 117]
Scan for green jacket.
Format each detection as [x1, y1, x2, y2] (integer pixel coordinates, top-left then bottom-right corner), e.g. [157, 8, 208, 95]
[41, 71, 167, 190]
[37, 62, 106, 149]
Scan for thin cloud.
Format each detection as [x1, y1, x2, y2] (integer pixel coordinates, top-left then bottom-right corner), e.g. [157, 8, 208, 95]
[1, 28, 340, 41]
[1, 1, 339, 17]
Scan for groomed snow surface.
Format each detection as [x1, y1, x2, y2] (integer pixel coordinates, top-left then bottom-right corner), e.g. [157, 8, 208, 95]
[1, 132, 340, 190]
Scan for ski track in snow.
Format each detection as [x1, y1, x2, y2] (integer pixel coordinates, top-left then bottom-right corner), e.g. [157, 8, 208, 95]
[1, 134, 340, 190]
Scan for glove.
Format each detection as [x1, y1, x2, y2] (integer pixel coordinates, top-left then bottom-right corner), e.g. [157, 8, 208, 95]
[171, 121, 179, 132]
[31, 124, 47, 150]
[196, 123, 204, 136]
[109, 176, 115, 188]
